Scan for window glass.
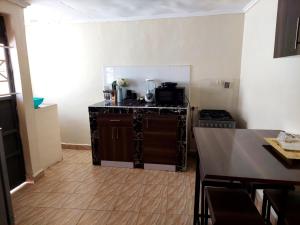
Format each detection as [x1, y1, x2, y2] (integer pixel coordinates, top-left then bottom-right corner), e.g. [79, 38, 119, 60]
[0, 46, 10, 95]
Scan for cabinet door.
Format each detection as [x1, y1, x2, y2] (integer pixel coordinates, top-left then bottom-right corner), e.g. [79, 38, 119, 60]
[143, 115, 178, 165]
[98, 114, 133, 162]
[274, 0, 300, 57]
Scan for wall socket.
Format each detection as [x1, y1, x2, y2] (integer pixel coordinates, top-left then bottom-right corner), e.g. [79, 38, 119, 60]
[223, 81, 231, 89]
[215, 80, 231, 89]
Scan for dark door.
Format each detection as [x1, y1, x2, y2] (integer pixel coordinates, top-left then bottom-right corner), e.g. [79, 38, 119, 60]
[274, 0, 300, 57]
[98, 114, 133, 162]
[0, 129, 14, 225]
[143, 115, 178, 165]
[0, 16, 26, 189]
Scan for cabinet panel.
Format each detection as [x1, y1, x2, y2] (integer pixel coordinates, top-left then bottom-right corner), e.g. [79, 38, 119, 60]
[116, 127, 134, 162]
[99, 126, 116, 161]
[98, 114, 134, 163]
[143, 115, 178, 165]
[144, 115, 178, 132]
[274, 0, 300, 57]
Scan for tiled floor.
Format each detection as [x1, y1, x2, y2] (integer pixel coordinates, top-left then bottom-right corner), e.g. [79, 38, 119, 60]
[12, 149, 196, 225]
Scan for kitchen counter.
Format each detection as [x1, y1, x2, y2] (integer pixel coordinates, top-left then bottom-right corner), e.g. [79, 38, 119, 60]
[88, 100, 188, 171]
[89, 100, 189, 109]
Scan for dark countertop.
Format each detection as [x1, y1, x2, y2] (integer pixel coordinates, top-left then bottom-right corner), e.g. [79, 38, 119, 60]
[89, 100, 189, 109]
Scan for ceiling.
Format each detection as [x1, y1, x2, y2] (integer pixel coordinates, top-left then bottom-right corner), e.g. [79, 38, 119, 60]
[25, 0, 257, 23]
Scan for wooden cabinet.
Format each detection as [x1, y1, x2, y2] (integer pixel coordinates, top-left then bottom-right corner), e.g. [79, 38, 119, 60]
[143, 115, 178, 165]
[89, 102, 188, 170]
[274, 0, 300, 58]
[97, 114, 133, 162]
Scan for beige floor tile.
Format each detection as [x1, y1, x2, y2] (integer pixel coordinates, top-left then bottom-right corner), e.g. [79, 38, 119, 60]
[143, 184, 167, 198]
[119, 183, 145, 197]
[167, 185, 186, 199]
[96, 182, 123, 196]
[88, 194, 119, 210]
[62, 193, 95, 209]
[185, 198, 194, 215]
[136, 213, 163, 225]
[109, 167, 131, 175]
[167, 173, 187, 187]
[74, 181, 103, 195]
[157, 214, 192, 225]
[19, 180, 59, 193]
[114, 195, 142, 212]
[44, 208, 84, 225]
[14, 206, 52, 225]
[77, 210, 112, 225]
[43, 169, 71, 182]
[35, 193, 69, 208]
[50, 181, 81, 193]
[12, 150, 196, 225]
[143, 171, 169, 185]
[167, 197, 187, 215]
[61, 171, 87, 182]
[83, 172, 109, 183]
[126, 173, 145, 184]
[104, 171, 129, 184]
[185, 182, 195, 199]
[140, 197, 167, 214]
[13, 192, 46, 208]
[136, 213, 192, 225]
[106, 211, 139, 225]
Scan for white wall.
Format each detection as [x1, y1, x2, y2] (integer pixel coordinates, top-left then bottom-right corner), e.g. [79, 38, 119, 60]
[238, 0, 300, 133]
[0, 0, 43, 179]
[26, 14, 244, 144]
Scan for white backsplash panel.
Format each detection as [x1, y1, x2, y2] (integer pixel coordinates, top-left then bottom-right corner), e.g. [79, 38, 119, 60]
[103, 65, 191, 99]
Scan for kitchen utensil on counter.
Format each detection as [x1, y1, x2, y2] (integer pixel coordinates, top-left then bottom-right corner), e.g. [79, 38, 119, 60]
[145, 79, 156, 103]
[125, 90, 133, 99]
[103, 90, 112, 101]
[117, 86, 123, 103]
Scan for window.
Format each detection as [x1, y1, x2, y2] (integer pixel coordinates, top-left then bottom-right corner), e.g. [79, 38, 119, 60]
[0, 16, 14, 96]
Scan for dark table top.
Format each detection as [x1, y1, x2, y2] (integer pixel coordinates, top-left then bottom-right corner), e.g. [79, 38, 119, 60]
[193, 128, 300, 185]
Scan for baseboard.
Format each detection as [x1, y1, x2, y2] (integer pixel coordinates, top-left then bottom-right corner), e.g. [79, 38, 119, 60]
[101, 161, 134, 168]
[27, 169, 44, 182]
[144, 163, 176, 172]
[61, 143, 91, 150]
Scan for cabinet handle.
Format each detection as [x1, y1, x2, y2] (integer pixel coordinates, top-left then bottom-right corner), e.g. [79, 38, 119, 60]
[295, 17, 300, 49]
[111, 127, 114, 139]
[110, 119, 121, 122]
[146, 118, 149, 129]
[116, 128, 119, 139]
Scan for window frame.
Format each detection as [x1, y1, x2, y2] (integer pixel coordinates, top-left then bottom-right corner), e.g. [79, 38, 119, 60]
[0, 16, 15, 97]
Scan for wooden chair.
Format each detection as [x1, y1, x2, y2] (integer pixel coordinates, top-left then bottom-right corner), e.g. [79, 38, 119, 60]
[205, 187, 265, 225]
[262, 189, 300, 225]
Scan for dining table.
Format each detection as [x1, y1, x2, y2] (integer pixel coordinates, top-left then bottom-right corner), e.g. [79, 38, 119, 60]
[193, 128, 300, 225]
